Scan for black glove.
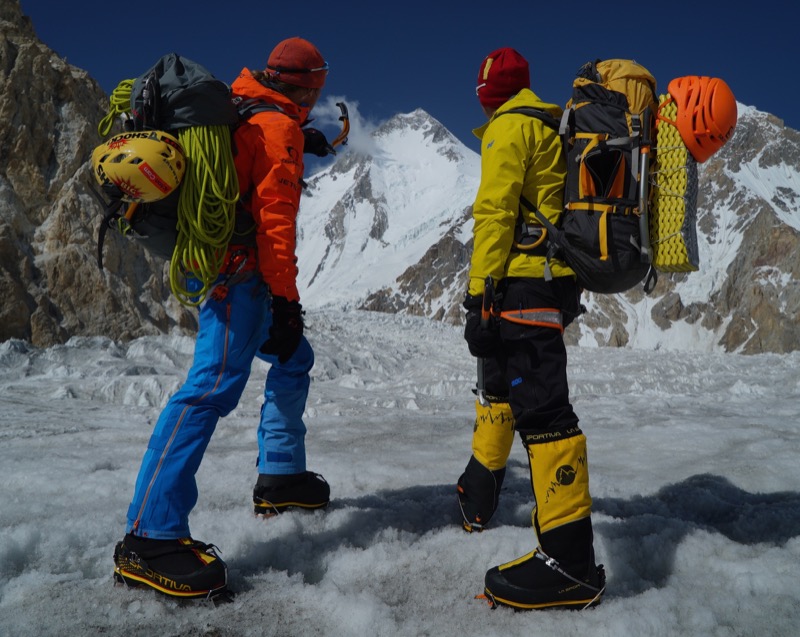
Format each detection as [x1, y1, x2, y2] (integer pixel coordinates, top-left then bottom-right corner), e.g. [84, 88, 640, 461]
[260, 296, 304, 363]
[463, 294, 501, 358]
[302, 127, 336, 157]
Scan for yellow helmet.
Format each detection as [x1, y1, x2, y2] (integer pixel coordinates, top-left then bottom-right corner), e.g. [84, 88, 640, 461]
[91, 131, 185, 202]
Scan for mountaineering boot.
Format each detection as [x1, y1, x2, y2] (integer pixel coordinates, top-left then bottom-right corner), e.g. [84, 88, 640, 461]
[484, 517, 605, 609]
[253, 471, 330, 516]
[457, 399, 515, 532]
[113, 534, 229, 600]
[483, 425, 605, 610]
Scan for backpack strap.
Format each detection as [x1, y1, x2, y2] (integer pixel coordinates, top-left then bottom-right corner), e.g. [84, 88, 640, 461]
[228, 98, 288, 247]
[139, 72, 161, 130]
[497, 106, 566, 167]
[519, 194, 564, 282]
[232, 96, 284, 121]
[500, 106, 560, 131]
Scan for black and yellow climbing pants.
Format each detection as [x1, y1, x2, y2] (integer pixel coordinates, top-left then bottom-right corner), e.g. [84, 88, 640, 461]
[481, 277, 603, 609]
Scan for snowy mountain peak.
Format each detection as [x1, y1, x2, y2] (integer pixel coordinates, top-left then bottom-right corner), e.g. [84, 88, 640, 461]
[297, 108, 480, 315]
[371, 108, 472, 164]
[376, 108, 447, 136]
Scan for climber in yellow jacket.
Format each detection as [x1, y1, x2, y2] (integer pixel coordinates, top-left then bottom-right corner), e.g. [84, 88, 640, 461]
[458, 47, 605, 610]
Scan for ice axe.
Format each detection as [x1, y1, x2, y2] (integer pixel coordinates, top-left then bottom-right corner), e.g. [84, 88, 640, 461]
[302, 102, 348, 158]
[475, 276, 494, 407]
[330, 102, 350, 148]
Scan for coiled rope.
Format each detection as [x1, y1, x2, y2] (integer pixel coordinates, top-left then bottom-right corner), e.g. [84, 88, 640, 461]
[98, 79, 135, 137]
[170, 125, 239, 306]
[97, 80, 239, 306]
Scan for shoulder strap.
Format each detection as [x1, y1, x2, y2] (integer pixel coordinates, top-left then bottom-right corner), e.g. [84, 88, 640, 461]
[232, 97, 284, 121]
[497, 106, 560, 131]
[498, 106, 570, 161]
[518, 194, 562, 281]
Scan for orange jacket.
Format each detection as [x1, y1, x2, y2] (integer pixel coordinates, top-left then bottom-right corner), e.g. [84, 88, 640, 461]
[231, 68, 311, 302]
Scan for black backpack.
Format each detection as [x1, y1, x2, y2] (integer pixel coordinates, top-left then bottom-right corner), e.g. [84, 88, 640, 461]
[506, 59, 660, 294]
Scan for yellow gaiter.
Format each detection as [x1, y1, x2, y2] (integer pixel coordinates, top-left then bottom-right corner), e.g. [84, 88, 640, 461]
[521, 425, 592, 535]
[472, 399, 515, 471]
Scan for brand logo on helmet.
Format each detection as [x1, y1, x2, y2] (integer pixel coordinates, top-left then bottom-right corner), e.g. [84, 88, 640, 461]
[109, 131, 161, 141]
[159, 135, 183, 152]
[139, 162, 171, 194]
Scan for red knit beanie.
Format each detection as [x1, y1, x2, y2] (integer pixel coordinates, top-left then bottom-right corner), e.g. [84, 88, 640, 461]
[476, 48, 530, 109]
[266, 37, 328, 89]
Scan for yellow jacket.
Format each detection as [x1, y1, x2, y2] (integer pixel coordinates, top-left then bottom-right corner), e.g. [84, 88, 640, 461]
[468, 88, 573, 297]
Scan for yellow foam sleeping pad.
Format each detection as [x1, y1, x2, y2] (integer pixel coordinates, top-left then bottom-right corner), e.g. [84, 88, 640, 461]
[97, 80, 239, 307]
[650, 94, 700, 272]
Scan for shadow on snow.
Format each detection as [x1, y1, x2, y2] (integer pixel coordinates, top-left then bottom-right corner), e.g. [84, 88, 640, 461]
[228, 469, 800, 599]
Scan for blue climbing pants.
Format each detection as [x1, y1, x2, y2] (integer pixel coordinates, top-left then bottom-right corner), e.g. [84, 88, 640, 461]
[125, 276, 314, 539]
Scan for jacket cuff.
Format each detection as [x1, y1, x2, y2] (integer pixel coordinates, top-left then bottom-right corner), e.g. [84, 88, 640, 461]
[467, 276, 488, 297]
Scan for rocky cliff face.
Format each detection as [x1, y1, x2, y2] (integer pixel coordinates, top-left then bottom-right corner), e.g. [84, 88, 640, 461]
[0, 1, 195, 347]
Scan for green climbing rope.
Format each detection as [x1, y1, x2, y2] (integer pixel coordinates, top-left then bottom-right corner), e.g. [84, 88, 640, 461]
[98, 79, 134, 136]
[170, 125, 239, 307]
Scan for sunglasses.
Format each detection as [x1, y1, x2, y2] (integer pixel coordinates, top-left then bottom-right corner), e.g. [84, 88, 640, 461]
[267, 61, 330, 74]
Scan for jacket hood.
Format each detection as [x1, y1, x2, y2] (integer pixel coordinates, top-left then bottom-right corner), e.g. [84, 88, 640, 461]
[473, 88, 563, 139]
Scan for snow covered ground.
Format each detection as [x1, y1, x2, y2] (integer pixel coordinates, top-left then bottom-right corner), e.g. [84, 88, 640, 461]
[1, 309, 799, 637]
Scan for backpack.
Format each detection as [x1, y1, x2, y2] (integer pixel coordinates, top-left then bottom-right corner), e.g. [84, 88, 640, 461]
[508, 59, 660, 294]
[93, 53, 280, 306]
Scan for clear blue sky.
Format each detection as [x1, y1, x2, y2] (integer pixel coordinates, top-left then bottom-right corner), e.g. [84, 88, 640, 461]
[19, 0, 797, 155]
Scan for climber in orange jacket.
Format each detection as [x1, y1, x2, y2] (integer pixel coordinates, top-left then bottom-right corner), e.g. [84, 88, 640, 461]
[115, 37, 334, 601]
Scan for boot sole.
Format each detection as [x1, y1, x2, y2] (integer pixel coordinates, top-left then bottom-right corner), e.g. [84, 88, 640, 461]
[253, 500, 329, 516]
[113, 568, 232, 603]
[483, 587, 603, 611]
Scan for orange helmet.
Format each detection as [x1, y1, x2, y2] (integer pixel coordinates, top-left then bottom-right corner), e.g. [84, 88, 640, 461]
[667, 76, 737, 163]
[91, 131, 185, 202]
